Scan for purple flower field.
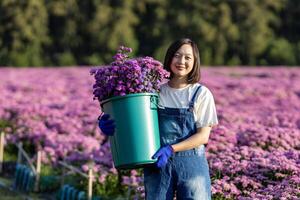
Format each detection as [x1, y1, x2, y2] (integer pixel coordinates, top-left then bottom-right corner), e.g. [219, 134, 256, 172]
[0, 67, 299, 199]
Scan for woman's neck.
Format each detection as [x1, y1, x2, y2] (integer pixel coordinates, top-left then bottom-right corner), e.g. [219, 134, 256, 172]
[168, 77, 189, 89]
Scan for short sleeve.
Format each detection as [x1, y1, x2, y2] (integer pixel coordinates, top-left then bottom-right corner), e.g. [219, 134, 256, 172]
[194, 86, 218, 128]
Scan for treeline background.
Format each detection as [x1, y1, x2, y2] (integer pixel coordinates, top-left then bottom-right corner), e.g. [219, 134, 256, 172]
[0, 0, 299, 67]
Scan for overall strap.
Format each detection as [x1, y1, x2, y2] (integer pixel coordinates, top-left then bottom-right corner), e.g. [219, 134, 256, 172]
[188, 85, 202, 111]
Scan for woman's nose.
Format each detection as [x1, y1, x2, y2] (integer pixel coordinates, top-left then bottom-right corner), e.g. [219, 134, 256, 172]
[178, 56, 185, 64]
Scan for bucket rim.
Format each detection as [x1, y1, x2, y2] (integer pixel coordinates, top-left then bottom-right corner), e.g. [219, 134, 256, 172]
[101, 92, 158, 107]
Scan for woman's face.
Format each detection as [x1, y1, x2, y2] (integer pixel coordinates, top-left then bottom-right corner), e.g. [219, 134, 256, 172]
[170, 44, 195, 79]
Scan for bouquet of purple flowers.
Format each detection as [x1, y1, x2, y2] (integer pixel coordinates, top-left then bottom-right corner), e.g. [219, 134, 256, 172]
[91, 46, 169, 102]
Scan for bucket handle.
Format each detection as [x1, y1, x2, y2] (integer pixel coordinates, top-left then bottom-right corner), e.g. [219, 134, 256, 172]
[150, 96, 164, 109]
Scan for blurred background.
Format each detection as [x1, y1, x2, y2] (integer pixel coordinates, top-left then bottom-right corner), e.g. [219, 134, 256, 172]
[0, 0, 299, 67]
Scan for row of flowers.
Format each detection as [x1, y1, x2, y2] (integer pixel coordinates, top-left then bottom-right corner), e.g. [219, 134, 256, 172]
[0, 66, 299, 199]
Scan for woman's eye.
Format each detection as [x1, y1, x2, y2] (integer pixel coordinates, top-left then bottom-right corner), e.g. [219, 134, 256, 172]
[186, 57, 191, 60]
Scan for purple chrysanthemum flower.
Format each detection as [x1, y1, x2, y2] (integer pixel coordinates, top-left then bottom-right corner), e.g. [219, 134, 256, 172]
[91, 46, 169, 102]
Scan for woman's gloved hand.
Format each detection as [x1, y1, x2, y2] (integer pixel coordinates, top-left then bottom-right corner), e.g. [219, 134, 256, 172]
[98, 113, 115, 136]
[152, 145, 174, 168]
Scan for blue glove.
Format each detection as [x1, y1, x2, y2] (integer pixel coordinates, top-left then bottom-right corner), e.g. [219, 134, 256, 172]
[152, 145, 174, 168]
[98, 113, 115, 136]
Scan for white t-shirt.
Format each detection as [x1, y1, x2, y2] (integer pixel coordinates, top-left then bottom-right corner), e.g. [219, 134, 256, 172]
[158, 82, 218, 128]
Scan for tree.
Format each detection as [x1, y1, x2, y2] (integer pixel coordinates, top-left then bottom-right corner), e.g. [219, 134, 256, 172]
[86, 0, 139, 65]
[0, 0, 48, 66]
[265, 38, 296, 65]
[229, 0, 286, 65]
[45, 0, 82, 66]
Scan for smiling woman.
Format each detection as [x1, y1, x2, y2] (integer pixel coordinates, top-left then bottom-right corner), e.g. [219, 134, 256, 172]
[140, 39, 218, 200]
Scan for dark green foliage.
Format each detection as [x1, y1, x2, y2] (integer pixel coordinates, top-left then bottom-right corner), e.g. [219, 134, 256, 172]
[0, 0, 49, 66]
[0, 0, 299, 66]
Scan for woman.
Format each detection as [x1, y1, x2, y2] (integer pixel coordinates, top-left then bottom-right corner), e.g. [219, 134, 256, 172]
[99, 38, 218, 199]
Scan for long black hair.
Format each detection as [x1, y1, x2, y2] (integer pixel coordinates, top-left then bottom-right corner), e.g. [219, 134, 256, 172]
[163, 38, 201, 83]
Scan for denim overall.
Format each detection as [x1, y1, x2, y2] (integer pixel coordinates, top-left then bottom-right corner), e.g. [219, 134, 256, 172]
[144, 86, 211, 200]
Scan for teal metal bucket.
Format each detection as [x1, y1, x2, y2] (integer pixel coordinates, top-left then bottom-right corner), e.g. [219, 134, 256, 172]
[101, 93, 161, 169]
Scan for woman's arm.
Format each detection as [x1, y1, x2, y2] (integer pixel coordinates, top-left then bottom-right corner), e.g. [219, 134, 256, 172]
[171, 126, 212, 153]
